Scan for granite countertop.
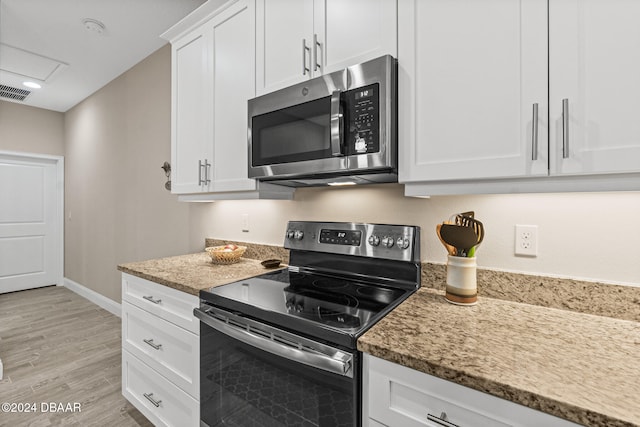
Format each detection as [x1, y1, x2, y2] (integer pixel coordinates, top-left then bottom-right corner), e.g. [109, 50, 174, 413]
[118, 243, 639, 426]
[358, 288, 640, 427]
[117, 252, 282, 296]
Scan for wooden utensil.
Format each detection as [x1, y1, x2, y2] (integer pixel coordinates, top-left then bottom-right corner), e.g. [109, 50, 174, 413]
[436, 223, 457, 256]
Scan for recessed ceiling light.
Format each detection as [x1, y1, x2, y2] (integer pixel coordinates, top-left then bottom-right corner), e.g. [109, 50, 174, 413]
[23, 81, 41, 89]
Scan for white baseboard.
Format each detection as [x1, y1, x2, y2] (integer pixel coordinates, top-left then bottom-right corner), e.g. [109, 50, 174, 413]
[62, 278, 121, 318]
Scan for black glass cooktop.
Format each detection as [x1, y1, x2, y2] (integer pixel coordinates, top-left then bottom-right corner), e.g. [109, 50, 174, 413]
[199, 268, 412, 349]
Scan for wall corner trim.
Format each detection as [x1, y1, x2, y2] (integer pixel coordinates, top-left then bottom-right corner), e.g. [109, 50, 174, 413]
[62, 278, 121, 318]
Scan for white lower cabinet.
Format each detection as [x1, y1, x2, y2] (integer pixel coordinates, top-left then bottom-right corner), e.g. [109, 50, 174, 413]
[364, 354, 581, 427]
[122, 351, 199, 427]
[121, 274, 200, 427]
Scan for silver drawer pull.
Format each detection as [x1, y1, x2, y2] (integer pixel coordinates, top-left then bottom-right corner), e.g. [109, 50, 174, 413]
[427, 412, 460, 427]
[143, 392, 162, 407]
[143, 338, 162, 350]
[142, 295, 161, 304]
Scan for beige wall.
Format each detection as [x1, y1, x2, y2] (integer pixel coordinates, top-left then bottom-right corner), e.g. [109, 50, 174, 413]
[0, 101, 64, 156]
[64, 45, 190, 302]
[190, 185, 640, 287]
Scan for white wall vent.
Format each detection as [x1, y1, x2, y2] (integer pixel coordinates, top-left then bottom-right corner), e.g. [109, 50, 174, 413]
[0, 84, 31, 101]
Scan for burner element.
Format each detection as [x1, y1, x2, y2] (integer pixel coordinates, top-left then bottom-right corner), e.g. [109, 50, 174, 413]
[355, 286, 397, 304]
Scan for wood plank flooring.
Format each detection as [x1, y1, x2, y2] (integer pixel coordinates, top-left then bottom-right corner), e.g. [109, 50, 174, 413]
[0, 286, 153, 426]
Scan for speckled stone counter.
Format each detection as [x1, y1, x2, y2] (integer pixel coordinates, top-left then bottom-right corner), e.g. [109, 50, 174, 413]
[117, 252, 282, 296]
[358, 288, 640, 427]
[422, 263, 640, 322]
[118, 240, 640, 426]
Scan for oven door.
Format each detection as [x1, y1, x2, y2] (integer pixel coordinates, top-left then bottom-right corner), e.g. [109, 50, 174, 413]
[194, 306, 360, 427]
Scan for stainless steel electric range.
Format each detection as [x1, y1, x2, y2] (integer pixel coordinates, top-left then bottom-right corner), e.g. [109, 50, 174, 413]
[195, 221, 421, 427]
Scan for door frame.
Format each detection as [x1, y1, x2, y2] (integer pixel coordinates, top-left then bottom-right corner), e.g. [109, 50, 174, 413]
[0, 150, 64, 290]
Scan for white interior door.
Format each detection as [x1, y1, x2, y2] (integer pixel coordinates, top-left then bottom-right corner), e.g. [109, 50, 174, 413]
[0, 152, 62, 294]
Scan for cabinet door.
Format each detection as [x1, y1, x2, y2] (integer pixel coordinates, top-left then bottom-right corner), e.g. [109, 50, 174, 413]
[171, 26, 213, 194]
[549, 0, 640, 176]
[319, 0, 397, 75]
[398, 0, 548, 183]
[366, 355, 582, 427]
[210, 0, 258, 192]
[256, 0, 314, 95]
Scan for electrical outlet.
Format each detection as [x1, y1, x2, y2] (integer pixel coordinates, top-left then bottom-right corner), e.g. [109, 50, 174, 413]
[241, 214, 249, 233]
[515, 225, 538, 256]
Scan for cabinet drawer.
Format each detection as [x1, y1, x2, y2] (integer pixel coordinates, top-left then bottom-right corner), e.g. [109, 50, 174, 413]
[122, 350, 199, 427]
[122, 301, 199, 399]
[366, 355, 580, 427]
[122, 273, 199, 334]
[369, 368, 511, 427]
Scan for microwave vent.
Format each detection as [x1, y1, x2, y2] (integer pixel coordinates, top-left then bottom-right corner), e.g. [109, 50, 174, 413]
[0, 84, 31, 101]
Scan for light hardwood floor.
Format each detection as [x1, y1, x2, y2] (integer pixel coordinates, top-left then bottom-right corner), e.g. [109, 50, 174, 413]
[0, 286, 153, 426]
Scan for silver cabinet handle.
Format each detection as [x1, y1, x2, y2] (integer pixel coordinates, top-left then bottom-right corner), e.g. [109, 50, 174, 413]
[427, 412, 460, 427]
[562, 98, 569, 158]
[142, 295, 161, 304]
[198, 159, 204, 185]
[330, 90, 343, 156]
[143, 338, 162, 350]
[302, 39, 311, 75]
[143, 392, 162, 407]
[313, 34, 321, 72]
[203, 159, 211, 184]
[531, 103, 539, 161]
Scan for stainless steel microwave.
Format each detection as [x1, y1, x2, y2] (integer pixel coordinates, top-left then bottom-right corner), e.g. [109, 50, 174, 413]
[248, 55, 397, 187]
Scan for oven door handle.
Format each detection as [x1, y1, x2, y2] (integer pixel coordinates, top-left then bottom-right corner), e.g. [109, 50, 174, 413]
[194, 308, 353, 378]
[330, 90, 344, 157]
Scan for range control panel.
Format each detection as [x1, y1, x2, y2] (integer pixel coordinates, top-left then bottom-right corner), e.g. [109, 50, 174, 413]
[284, 221, 420, 262]
[319, 229, 362, 246]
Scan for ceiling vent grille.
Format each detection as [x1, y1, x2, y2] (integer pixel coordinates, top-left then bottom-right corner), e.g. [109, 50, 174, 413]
[0, 84, 31, 101]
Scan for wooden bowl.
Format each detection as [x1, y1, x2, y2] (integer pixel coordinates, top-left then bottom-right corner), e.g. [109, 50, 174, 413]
[261, 259, 282, 269]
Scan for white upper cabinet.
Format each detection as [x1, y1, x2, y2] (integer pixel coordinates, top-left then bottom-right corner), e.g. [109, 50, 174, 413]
[210, 0, 258, 192]
[400, 0, 640, 195]
[549, 0, 640, 176]
[171, 26, 213, 194]
[256, 0, 314, 94]
[256, 0, 397, 96]
[163, 0, 294, 200]
[398, 0, 549, 183]
[321, 0, 398, 75]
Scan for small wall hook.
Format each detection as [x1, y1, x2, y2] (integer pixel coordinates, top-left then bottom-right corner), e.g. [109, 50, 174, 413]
[161, 162, 171, 191]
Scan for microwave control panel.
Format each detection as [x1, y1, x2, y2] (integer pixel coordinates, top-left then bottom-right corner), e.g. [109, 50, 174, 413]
[346, 83, 380, 155]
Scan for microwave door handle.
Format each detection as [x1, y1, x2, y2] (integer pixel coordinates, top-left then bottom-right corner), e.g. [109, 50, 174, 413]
[330, 90, 343, 156]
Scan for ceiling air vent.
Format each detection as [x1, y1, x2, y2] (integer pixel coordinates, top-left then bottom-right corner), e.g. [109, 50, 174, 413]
[0, 84, 31, 101]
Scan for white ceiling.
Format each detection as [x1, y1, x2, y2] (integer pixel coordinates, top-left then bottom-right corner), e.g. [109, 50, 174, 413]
[0, 0, 209, 112]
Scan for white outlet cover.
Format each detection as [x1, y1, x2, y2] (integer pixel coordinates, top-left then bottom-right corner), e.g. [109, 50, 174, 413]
[515, 224, 538, 256]
[241, 213, 249, 232]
